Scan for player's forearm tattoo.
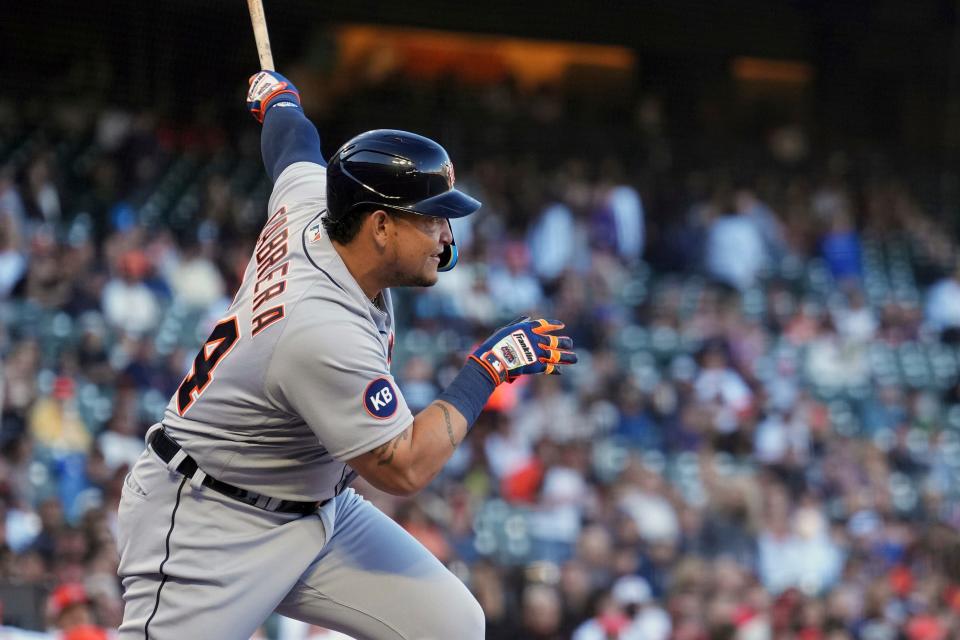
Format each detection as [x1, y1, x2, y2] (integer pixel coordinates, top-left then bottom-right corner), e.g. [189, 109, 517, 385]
[374, 426, 410, 466]
[439, 403, 458, 449]
[370, 441, 393, 466]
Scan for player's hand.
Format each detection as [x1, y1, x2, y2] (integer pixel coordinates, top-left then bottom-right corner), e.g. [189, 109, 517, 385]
[470, 317, 577, 385]
[247, 70, 301, 124]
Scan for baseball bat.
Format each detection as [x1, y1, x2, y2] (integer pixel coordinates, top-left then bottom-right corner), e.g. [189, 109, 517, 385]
[247, 0, 275, 71]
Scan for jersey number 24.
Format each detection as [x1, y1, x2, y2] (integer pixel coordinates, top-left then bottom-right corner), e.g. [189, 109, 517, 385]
[176, 317, 240, 416]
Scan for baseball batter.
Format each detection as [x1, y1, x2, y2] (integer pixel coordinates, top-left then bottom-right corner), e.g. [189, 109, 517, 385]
[115, 71, 577, 640]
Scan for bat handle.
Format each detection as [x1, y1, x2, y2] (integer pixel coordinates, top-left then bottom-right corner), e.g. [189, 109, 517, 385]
[247, 0, 275, 71]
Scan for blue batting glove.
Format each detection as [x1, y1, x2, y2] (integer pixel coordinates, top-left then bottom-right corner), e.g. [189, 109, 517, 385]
[470, 317, 578, 386]
[247, 71, 301, 124]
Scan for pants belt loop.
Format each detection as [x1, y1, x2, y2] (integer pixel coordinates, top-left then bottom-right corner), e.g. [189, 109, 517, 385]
[165, 449, 188, 472]
[189, 468, 207, 491]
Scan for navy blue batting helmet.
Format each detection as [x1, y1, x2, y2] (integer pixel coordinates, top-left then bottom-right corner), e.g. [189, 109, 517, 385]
[326, 129, 480, 271]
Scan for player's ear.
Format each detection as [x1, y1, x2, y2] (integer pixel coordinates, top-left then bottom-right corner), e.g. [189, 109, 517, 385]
[368, 209, 392, 249]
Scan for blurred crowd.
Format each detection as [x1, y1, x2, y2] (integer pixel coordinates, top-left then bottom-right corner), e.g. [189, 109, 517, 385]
[2, 70, 960, 640]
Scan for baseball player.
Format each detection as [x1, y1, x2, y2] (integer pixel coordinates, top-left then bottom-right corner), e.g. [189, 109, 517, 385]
[115, 71, 577, 640]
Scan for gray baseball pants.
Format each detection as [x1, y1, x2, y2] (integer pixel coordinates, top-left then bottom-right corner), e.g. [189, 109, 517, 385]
[116, 448, 484, 639]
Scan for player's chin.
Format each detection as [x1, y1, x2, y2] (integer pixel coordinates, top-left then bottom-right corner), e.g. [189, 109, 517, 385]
[417, 268, 440, 287]
[397, 266, 439, 288]
[417, 258, 441, 286]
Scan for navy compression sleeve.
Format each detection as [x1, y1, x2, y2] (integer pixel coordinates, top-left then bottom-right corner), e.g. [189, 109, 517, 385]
[261, 106, 326, 182]
[436, 359, 497, 427]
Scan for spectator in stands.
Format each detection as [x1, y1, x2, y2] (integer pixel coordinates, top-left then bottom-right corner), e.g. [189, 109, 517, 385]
[754, 402, 812, 469]
[23, 155, 61, 225]
[100, 249, 160, 336]
[0, 206, 26, 299]
[471, 560, 518, 640]
[46, 582, 108, 639]
[591, 161, 646, 267]
[804, 314, 870, 389]
[736, 187, 786, 265]
[23, 229, 71, 310]
[833, 287, 878, 343]
[820, 211, 863, 283]
[862, 383, 908, 435]
[757, 485, 843, 595]
[520, 583, 565, 640]
[28, 378, 89, 455]
[162, 239, 226, 311]
[527, 442, 591, 564]
[925, 259, 960, 343]
[614, 379, 662, 451]
[704, 192, 768, 290]
[615, 575, 671, 640]
[616, 461, 680, 548]
[693, 339, 754, 449]
[570, 588, 632, 640]
[0, 168, 26, 230]
[528, 196, 577, 285]
[486, 240, 544, 317]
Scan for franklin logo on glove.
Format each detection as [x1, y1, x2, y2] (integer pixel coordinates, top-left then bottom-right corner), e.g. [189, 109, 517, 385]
[510, 331, 536, 364]
[470, 317, 578, 386]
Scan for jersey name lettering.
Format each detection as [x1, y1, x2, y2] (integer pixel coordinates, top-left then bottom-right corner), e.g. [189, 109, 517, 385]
[251, 206, 292, 336]
[257, 206, 287, 245]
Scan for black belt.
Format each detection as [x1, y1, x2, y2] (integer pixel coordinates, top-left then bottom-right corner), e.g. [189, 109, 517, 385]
[149, 429, 322, 515]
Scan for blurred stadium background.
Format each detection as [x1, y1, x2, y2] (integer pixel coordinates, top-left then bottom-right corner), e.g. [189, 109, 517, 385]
[4, 1, 960, 638]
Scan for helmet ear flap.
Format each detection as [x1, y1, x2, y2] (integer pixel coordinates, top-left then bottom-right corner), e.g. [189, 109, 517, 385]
[438, 239, 458, 272]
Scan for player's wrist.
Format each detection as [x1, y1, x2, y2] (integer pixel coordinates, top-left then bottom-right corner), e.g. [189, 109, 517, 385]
[469, 353, 507, 386]
[255, 90, 301, 124]
[247, 71, 302, 123]
[263, 91, 301, 112]
[436, 359, 497, 428]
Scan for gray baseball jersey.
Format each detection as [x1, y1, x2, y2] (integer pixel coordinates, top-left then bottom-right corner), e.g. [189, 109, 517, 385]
[160, 161, 412, 503]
